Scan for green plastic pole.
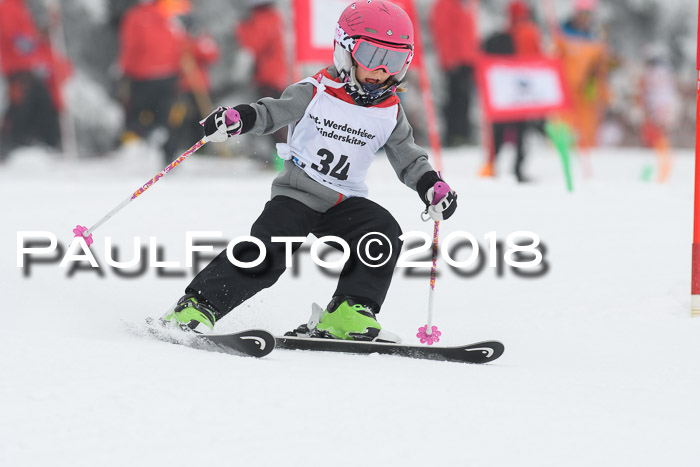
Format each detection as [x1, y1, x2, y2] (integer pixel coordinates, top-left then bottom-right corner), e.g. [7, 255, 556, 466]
[545, 120, 574, 192]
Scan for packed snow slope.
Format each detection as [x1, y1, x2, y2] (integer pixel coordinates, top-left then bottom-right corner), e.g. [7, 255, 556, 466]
[2, 142, 699, 467]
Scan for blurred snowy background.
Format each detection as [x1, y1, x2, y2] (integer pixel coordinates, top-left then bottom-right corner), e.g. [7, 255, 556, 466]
[0, 0, 696, 161]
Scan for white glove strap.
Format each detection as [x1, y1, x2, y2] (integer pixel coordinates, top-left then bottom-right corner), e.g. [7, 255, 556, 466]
[425, 187, 451, 222]
[200, 107, 242, 143]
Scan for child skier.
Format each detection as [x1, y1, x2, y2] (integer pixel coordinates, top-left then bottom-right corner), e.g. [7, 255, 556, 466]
[163, 0, 457, 341]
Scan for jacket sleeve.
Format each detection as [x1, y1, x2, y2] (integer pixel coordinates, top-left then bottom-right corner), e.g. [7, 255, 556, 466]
[118, 12, 139, 76]
[242, 81, 315, 136]
[383, 104, 435, 191]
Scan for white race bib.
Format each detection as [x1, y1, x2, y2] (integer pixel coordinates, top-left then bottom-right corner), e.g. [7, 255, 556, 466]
[277, 76, 398, 197]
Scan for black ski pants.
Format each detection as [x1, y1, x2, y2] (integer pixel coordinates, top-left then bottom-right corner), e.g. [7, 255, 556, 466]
[1, 72, 60, 153]
[187, 195, 403, 319]
[443, 65, 474, 146]
[124, 76, 177, 139]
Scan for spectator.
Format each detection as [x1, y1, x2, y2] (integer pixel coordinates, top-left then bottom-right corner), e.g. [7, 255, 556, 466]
[480, 0, 543, 182]
[555, 0, 609, 150]
[234, 0, 289, 167]
[509, 0, 542, 57]
[235, 0, 289, 103]
[430, 0, 479, 147]
[0, 0, 68, 155]
[118, 0, 188, 161]
[639, 44, 679, 182]
[168, 19, 220, 156]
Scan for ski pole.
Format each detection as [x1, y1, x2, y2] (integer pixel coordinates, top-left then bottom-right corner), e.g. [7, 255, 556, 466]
[73, 108, 241, 245]
[417, 182, 450, 345]
[73, 136, 210, 246]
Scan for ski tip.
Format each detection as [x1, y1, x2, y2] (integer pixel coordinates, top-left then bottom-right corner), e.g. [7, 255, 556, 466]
[203, 329, 276, 358]
[463, 341, 505, 364]
[237, 329, 276, 358]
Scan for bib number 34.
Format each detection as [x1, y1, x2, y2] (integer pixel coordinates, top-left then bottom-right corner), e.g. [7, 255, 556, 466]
[311, 148, 350, 181]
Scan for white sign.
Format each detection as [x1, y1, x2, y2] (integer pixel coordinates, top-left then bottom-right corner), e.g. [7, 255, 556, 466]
[487, 65, 564, 111]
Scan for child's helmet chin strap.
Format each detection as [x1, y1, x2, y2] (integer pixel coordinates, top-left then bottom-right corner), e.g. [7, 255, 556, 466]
[343, 66, 396, 107]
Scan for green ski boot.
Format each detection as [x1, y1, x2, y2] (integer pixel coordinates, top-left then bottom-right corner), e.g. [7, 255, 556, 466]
[315, 296, 382, 341]
[163, 294, 217, 331]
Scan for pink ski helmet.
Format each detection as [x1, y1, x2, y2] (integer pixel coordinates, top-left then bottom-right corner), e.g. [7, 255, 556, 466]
[333, 1, 415, 103]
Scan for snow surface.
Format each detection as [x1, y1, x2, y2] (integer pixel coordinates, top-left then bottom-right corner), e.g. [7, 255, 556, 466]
[2, 142, 700, 466]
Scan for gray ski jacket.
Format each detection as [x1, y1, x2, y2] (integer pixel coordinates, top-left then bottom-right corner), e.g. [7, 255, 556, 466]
[243, 67, 435, 212]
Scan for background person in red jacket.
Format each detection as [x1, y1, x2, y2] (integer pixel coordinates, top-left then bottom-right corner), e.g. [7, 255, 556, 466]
[166, 17, 220, 157]
[508, 0, 543, 57]
[0, 0, 66, 156]
[235, 0, 289, 166]
[235, 0, 288, 103]
[430, 0, 479, 147]
[118, 0, 188, 160]
[480, 0, 544, 182]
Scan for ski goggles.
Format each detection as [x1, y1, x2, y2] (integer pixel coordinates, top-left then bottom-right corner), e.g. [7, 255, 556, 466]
[351, 38, 412, 76]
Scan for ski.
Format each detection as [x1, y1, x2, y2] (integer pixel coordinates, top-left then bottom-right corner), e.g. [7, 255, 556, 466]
[136, 320, 275, 358]
[275, 335, 505, 364]
[131, 318, 502, 363]
[200, 330, 275, 358]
